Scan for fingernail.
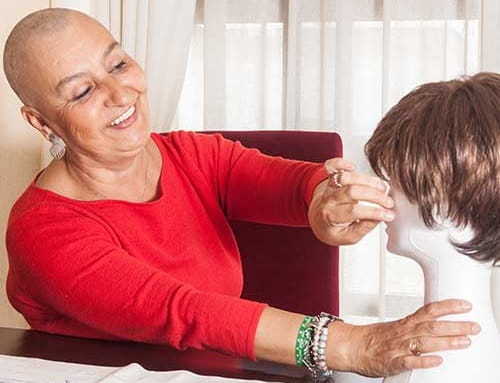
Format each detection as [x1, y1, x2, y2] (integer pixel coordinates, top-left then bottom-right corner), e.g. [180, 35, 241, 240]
[386, 198, 394, 208]
[462, 301, 472, 310]
[455, 337, 471, 348]
[384, 211, 395, 221]
[472, 324, 481, 334]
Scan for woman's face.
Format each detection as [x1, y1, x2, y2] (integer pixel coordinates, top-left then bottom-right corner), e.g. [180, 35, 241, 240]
[28, 16, 150, 162]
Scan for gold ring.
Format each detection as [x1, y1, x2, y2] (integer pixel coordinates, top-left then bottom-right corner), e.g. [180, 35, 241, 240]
[329, 170, 344, 188]
[409, 339, 422, 356]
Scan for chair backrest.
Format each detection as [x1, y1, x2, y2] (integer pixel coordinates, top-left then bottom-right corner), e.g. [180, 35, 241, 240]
[212, 130, 342, 316]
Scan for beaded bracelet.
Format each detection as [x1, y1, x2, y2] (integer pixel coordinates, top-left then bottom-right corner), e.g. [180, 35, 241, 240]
[310, 313, 338, 377]
[302, 312, 343, 380]
[295, 315, 313, 366]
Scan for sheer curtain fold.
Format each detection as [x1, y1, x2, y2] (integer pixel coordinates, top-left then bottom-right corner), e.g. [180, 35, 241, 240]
[203, 0, 227, 130]
[143, 0, 196, 131]
[283, 0, 300, 129]
[481, 0, 500, 71]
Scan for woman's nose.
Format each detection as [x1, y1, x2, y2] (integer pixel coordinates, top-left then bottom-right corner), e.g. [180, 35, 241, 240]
[103, 77, 134, 107]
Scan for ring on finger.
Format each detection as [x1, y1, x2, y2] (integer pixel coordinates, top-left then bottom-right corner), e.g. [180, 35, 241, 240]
[409, 339, 422, 356]
[329, 170, 344, 188]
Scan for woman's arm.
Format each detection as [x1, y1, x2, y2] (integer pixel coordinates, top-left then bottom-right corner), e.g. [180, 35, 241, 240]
[254, 300, 479, 377]
[6, 205, 266, 358]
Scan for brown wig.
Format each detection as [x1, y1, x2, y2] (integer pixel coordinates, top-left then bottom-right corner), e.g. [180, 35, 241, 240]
[365, 72, 500, 264]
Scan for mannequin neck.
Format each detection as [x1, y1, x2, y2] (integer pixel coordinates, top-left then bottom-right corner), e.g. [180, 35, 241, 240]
[383, 190, 500, 383]
[408, 227, 496, 326]
[382, 227, 500, 383]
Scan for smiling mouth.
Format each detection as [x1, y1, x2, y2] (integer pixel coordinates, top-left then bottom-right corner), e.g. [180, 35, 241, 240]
[110, 105, 136, 126]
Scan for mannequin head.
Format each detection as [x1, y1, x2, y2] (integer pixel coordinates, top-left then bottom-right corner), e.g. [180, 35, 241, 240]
[365, 72, 500, 264]
[385, 188, 476, 261]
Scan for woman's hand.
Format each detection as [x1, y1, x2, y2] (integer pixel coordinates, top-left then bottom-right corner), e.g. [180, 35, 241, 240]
[327, 299, 480, 377]
[308, 158, 395, 245]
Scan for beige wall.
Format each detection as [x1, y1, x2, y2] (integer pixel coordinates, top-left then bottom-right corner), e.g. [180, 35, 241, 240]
[1, 0, 49, 328]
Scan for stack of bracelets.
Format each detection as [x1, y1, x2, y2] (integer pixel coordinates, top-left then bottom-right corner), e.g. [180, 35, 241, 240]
[295, 312, 343, 381]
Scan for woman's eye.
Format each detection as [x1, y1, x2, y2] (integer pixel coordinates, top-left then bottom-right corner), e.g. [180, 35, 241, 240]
[111, 60, 127, 72]
[73, 86, 92, 101]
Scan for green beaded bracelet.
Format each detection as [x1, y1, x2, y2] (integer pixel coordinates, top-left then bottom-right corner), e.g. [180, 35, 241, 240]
[295, 315, 313, 366]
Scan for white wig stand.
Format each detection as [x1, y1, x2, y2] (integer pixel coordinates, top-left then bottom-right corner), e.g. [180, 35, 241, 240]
[382, 189, 500, 383]
[333, 189, 500, 383]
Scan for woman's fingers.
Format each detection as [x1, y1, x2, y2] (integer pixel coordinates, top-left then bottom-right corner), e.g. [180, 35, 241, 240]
[329, 170, 388, 192]
[339, 299, 482, 377]
[324, 158, 356, 173]
[403, 335, 471, 356]
[324, 158, 386, 194]
[382, 300, 479, 375]
[414, 320, 481, 338]
[411, 299, 473, 321]
[327, 184, 394, 209]
[390, 354, 443, 372]
[310, 158, 395, 246]
[325, 200, 394, 225]
[344, 220, 380, 244]
[323, 219, 379, 246]
[388, 335, 469, 373]
[320, 200, 393, 245]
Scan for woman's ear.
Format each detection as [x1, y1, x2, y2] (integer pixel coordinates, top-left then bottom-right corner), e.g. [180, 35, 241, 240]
[20, 105, 52, 140]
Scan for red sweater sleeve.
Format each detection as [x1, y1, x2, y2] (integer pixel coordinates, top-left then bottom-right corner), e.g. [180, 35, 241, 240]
[166, 132, 328, 226]
[6, 203, 265, 359]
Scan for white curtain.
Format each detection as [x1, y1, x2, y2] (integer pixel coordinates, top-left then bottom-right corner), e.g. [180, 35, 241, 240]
[40, 0, 500, 324]
[121, 0, 196, 131]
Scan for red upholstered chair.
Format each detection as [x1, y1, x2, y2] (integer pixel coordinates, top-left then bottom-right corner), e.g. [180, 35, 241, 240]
[212, 130, 342, 316]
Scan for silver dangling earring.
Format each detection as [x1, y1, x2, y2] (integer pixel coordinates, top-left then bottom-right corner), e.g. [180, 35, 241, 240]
[48, 133, 66, 160]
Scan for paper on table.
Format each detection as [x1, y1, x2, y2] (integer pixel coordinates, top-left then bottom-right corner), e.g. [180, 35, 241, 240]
[97, 363, 283, 383]
[0, 354, 113, 383]
[0, 354, 282, 383]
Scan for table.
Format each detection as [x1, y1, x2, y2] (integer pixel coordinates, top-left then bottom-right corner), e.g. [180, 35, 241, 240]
[0, 327, 308, 382]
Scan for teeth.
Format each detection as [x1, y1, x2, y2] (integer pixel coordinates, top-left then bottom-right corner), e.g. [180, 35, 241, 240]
[111, 106, 135, 126]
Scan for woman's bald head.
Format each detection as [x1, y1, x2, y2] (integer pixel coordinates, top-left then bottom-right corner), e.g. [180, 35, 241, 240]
[3, 8, 105, 106]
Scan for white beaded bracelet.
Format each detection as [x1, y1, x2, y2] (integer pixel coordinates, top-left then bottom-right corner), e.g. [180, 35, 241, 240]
[304, 312, 343, 381]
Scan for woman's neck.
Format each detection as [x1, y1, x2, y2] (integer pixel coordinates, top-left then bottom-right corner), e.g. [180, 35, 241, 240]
[39, 138, 160, 202]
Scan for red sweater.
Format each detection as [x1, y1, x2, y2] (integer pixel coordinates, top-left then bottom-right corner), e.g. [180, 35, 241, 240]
[6, 131, 326, 359]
